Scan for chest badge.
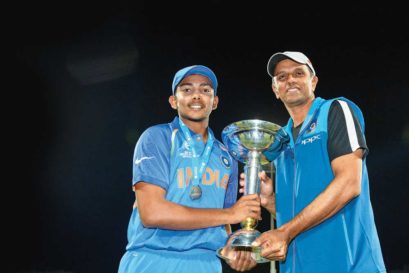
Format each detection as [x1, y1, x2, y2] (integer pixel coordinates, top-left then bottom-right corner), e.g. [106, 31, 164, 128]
[220, 155, 231, 169]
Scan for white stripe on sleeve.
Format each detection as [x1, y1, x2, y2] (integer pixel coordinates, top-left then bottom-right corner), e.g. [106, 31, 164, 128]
[338, 100, 360, 151]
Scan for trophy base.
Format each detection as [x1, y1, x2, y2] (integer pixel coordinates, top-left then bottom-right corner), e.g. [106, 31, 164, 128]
[216, 229, 270, 264]
[216, 246, 270, 264]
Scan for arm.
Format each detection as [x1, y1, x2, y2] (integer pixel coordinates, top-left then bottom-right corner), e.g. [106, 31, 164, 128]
[281, 149, 362, 236]
[253, 149, 363, 260]
[135, 182, 261, 230]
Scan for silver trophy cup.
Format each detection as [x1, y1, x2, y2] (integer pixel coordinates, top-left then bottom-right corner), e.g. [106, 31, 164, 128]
[216, 119, 283, 263]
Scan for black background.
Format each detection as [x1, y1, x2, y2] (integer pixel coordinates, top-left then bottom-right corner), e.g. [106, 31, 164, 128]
[8, 1, 409, 272]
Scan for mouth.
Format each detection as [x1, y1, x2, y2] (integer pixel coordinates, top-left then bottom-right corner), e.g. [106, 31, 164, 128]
[286, 87, 300, 94]
[189, 103, 204, 110]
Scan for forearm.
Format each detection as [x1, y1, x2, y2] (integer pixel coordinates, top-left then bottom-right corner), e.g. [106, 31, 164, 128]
[140, 199, 234, 230]
[279, 175, 360, 240]
[278, 152, 362, 240]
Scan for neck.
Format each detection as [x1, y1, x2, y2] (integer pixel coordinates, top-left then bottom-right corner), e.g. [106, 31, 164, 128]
[285, 97, 314, 127]
[179, 117, 209, 141]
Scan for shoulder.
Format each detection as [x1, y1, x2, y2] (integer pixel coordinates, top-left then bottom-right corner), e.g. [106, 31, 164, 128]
[138, 123, 173, 144]
[331, 97, 364, 123]
[328, 97, 362, 112]
[320, 97, 363, 116]
[144, 122, 173, 135]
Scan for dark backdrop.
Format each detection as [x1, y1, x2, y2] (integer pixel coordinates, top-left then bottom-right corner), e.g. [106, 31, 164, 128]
[7, 1, 409, 273]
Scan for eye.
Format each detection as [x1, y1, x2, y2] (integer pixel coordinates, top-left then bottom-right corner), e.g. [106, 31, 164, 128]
[276, 73, 287, 82]
[294, 70, 305, 77]
[181, 87, 192, 93]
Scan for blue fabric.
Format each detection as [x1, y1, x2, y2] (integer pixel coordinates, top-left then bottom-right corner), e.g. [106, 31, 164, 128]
[118, 248, 221, 273]
[274, 97, 386, 273]
[118, 117, 238, 273]
[262, 127, 290, 161]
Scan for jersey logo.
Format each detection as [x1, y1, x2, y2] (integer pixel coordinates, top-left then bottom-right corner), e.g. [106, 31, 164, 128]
[305, 121, 318, 134]
[134, 156, 154, 165]
[308, 122, 317, 132]
[179, 151, 194, 158]
[220, 154, 231, 169]
[301, 135, 320, 145]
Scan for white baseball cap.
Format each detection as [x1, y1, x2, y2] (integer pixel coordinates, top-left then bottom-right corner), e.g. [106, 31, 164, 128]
[267, 51, 316, 77]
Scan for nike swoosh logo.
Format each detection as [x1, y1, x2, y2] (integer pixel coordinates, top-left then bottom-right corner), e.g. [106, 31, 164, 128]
[134, 156, 154, 165]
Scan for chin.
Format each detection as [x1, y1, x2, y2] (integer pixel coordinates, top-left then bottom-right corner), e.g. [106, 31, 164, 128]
[180, 113, 207, 123]
[188, 116, 207, 122]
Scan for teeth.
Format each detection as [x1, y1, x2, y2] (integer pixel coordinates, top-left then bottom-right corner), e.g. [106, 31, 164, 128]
[190, 105, 202, 109]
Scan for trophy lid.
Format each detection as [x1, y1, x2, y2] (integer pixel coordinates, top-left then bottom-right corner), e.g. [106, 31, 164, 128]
[221, 119, 282, 164]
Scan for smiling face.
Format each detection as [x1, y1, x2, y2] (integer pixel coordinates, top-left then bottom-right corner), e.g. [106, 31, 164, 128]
[169, 74, 219, 126]
[272, 59, 318, 108]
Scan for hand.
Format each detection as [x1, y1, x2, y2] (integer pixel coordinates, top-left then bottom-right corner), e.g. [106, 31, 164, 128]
[228, 194, 261, 224]
[239, 171, 276, 214]
[262, 128, 289, 161]
[223, 247, 257, 272]
[251, 228, 291, 261]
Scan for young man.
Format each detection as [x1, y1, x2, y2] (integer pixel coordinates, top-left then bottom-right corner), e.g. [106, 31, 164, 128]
[118, 65, 260, 273]
[250, 52, 386, 273]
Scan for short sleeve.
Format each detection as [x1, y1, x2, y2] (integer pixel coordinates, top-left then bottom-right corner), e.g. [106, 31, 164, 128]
[132, 126, 170, 190]
[328, 100, 368, 162]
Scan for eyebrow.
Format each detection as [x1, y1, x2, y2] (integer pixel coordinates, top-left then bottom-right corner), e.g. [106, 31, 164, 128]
[274, 67, 306, 76]
[179, 82, 212, 87]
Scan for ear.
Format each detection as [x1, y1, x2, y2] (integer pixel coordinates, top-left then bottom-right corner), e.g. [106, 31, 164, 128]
[169, 95, 177, 110]
[212, 96, 219, 110]
[272, 83, 280, 99]
[311, 75, 319, 93]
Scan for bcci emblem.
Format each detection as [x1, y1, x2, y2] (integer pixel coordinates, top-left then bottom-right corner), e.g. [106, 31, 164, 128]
[220, 155, 231, 169]
[308, 121, 317, 133]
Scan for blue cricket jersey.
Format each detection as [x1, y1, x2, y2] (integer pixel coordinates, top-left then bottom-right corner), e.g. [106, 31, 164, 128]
[274, 97, 386, 273]
[118, 117, 238, 273]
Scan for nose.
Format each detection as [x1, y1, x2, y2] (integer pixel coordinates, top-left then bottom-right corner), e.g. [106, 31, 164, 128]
[191, 89, 202, 99]
[287, 73, 297, 83]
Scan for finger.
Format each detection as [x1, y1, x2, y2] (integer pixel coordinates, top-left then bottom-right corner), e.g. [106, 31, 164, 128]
[264, 252, 286, 261]
[259, 170, 271, 182]
[245, 193, 259, 200]
[249, 211, 262, 220]
[234, 251, 245, 270]
[251, 237, 263, 247]
[260, 241, 283, 257]
[235, 250, 253, 272]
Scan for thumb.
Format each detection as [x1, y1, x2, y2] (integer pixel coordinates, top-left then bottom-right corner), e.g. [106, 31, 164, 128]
[251, 233, 266, 247]
[251, 239, 261, 247]
[252, 230, 271, 247]
[259, 170, 267, 180]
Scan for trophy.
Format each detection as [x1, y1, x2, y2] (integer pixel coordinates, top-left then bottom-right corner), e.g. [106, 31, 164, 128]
[216, 119, 283, 263]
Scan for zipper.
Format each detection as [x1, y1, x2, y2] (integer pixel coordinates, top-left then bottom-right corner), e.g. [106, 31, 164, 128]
[341, 213, 354, 266]
[292, 147, 297, 273]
